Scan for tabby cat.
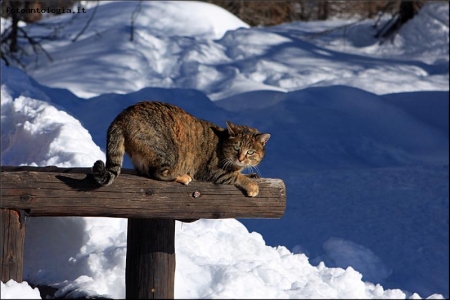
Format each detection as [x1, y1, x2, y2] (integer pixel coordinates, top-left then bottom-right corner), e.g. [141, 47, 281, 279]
[92, 101, 270, 197]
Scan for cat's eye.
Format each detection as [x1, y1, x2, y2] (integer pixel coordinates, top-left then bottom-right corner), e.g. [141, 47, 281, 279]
[233, 145, 240, 151]
[247, 150, 255, 155]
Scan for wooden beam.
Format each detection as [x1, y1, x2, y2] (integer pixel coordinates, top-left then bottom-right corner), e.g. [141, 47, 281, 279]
[1, 166, 286, 219]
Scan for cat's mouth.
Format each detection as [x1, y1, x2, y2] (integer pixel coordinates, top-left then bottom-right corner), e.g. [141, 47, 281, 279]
[234, 160, 249, 168]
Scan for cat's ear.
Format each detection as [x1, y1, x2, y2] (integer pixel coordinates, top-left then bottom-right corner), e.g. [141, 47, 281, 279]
[257, 133, 271, 146]
[226, 120, 237, 136]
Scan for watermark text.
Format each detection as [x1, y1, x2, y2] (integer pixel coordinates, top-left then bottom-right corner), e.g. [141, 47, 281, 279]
[5, 6, 87, 15]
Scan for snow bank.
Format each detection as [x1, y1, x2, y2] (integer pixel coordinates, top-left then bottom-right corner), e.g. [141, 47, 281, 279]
[1, 280, 41, 299]
[1, 85, 103, 167]
[20, 2, 448, 99]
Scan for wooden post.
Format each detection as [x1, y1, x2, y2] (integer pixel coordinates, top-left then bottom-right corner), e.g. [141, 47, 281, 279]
[126, 219, 175, 299]
[1, 209, 26, 283]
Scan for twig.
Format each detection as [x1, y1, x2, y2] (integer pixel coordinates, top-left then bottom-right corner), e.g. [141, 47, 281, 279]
[374, 11, 398, 39]
[72, 1, 99, 42]
[17, 27, 53, 63]
[130, 1, 143, 42]
[373, 2, 397, 29]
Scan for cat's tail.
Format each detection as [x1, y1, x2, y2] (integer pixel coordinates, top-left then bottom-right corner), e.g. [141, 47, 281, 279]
[92, 124, 125, 186]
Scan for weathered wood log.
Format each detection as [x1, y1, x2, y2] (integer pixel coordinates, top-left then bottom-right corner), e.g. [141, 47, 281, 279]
[126, 219, 175, 299]
[1, 166, 286, 219]
[1, 165, 286, 299]
[1, 209, 26, 283]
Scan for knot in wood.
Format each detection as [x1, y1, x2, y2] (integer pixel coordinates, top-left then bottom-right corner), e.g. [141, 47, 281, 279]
[144, 189, 154, 196]
[192, 191, 201, 198]
[20, 194, 32, 201]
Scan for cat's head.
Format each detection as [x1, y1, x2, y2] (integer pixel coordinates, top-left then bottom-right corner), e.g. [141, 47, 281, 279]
[221, 120, 270, 170]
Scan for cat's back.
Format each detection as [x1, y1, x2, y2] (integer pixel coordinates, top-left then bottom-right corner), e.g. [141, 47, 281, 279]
[114, 101, 198, 127]
[112, 101, 220, 144]
[114, 101, 188, 124]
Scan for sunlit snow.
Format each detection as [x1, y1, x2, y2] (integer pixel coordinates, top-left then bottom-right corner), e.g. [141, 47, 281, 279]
[1, 1, 448, 299]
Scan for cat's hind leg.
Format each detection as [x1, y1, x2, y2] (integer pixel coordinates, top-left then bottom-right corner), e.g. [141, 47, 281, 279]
[158, 169, 192, 185]
[150, 165, 192, 185]
[132, 152, 192, 185]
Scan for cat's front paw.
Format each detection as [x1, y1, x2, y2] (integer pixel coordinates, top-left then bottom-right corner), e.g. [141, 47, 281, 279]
[245, 181, 259, 197]
[175, 174, 192, 185]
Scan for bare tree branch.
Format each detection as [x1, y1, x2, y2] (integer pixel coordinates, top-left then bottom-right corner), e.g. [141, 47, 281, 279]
[17, 26, 53, 63]
[130, 1, 142, 42]
[72, 1, 99, 42]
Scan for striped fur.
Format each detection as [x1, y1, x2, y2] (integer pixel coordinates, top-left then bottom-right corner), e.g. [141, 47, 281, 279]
[92, 101, 270, 197]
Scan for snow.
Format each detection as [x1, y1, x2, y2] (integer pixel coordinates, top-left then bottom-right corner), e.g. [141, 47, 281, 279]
[1, 1, 448, 299]
[0, 280, 41, 299]
[21, 2, 448, 101]
[1, 87, 104, 167]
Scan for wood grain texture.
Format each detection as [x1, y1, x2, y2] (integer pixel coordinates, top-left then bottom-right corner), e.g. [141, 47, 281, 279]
[126, 219, 175, 299]
[1, 209, 25, 283]
[1, 166, 286, 219]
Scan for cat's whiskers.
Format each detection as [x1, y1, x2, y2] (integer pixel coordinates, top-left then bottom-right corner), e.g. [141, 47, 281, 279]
[242, 165, 262, 178]
[220, 158, 234, 171]
[251, 165, 262, 178]
[225, 161, 233, 170]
